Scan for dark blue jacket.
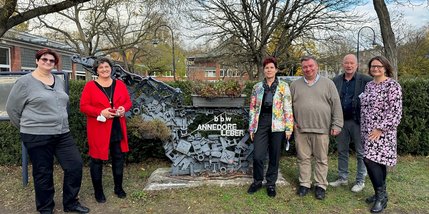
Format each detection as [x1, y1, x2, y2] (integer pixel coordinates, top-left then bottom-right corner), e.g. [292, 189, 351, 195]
[333, 72, 372, 122]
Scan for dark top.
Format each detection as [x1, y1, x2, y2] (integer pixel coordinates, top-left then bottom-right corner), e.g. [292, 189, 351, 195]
[333, 72, 372, 122]
[95, 81, 123, 142]
[260, 78, 278, 114]
[341, 75, 356, 120]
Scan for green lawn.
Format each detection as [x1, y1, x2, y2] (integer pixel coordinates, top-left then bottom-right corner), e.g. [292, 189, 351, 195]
[0, 156, 428, 213]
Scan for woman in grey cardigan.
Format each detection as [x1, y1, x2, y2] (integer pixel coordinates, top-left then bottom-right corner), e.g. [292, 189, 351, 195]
[6, 48, 89, 214]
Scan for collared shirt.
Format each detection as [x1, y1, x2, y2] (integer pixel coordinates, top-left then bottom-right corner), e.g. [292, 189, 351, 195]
[341, 74, 356, 120]
[304, 74, 320, 86]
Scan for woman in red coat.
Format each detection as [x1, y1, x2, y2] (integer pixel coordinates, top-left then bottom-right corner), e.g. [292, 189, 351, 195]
[80, 57, 132, 203]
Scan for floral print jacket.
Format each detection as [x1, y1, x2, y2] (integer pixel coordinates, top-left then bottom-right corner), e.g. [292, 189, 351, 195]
[248, 79, 294, 134]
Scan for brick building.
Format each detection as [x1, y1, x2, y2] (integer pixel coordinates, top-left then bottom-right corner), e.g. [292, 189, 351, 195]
[0, 30, 86, 79]
[186, 53, 250, 82]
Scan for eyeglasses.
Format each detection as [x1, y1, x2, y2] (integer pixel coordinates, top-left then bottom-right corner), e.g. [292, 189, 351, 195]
[40, 58, 56, 64]
[370, 65, 384, 69]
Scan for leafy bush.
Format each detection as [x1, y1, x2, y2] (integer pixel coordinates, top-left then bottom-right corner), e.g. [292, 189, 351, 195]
[167, 80, 193, 105]
[127, 117, 171, 141]
[397, 78, 429, 155]
[192, 79, 244, 97]
[0, 121, 21, 165]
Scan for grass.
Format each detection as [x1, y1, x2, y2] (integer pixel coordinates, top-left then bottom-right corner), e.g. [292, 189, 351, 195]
[0, 155, 428, 214]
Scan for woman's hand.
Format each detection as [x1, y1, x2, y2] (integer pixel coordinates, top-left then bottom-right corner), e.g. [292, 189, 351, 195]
[250, 132, 254, 142]
[369, 129, 382, 141]
[117, 106, 125, 117]
[101, 108, 116, 119]
[285, 132, 291, 140]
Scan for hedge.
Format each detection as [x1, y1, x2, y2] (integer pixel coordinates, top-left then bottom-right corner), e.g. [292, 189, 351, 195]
[0, 78, 428, 165]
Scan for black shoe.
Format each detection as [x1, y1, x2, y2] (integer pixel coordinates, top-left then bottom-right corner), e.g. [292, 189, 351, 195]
[95, 190, 106, 203]
[315, 186, 326, 200]
[267, 186, 276, 197]
[115, 188, 127, 198]
[297, 186, 310, 197]
[247, 182, 262, 194]
[366, 194, 376, 204]
[64, 203, 90, 213]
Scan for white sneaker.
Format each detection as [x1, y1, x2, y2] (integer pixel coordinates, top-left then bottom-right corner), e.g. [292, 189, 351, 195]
[351, 182, 365, 192]
[329, 179, 348, 187]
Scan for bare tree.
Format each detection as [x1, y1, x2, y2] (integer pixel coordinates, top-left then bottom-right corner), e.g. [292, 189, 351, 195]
[0, 0, 89, 37]
[186, 0, 362, 80]
[101, 1, 161, 72]
[36, 0, 119, 56]
[397, 25, 429, 77]
[33, 0, 166, 78]
[373, 0, 398, 79]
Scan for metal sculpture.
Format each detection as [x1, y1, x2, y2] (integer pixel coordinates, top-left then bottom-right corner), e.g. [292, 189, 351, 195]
[71, 55, 253, 176]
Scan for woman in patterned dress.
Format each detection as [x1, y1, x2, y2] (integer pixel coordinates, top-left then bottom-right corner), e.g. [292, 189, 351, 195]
[359, 56, 402, 213]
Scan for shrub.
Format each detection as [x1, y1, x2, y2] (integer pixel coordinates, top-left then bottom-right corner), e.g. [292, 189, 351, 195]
[127, 116, 171, 142]
[192, 79, 244, 97]
[397, 78, 429, 155]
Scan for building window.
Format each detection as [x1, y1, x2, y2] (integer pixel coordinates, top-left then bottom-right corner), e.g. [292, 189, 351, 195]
[21, 48, 37, 70]
[163, 70, 173, 77]
[205, 69, 216, 77]
[61, 55, 72, 71]
[228, 69, 240, 77]
[0, 47, 10, 72]
[220, 69, 226, 77]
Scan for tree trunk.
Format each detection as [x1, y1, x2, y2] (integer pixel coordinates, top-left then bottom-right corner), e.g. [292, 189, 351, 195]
[373, 0, 398, 79]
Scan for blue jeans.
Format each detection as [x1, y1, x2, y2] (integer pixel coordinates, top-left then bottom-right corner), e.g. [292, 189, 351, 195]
[335, 119, 366, 183]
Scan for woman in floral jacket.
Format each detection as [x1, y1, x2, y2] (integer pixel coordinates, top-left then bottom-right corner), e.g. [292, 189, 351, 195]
[247, 57, 293, 197]
[360, 56, 402, 213]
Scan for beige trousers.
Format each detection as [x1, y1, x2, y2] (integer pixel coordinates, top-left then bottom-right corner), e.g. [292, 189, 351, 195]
[295, 131, 330, 190]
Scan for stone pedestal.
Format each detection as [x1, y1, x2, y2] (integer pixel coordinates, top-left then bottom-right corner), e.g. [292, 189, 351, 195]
[144, 167, 289, 191]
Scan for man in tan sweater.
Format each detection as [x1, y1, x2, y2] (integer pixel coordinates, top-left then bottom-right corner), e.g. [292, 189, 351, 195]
[290, 56, 343, 200]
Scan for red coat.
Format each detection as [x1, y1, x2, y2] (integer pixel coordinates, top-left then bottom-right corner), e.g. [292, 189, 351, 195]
[80, 80, 132, 160]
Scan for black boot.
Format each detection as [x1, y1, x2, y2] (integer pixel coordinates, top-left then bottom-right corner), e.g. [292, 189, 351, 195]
[92, 179, 106, 203]
[112, 156, 126, 198]
[90, 158, 106, 203]
[370, 187, 387, 213]
[366, 184, 388, 204]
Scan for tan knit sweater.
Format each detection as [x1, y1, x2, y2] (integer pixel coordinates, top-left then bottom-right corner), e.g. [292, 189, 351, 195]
[290, 76, 343, 134]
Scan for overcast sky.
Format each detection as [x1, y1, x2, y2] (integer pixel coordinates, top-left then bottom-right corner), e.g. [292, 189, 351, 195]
[356, 1, 429, 28]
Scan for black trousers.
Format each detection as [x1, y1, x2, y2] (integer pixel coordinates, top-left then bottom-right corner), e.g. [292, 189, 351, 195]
[364, 158, 387, 191]
[90, 140, 124, 184]
[22, 132, 83, 213]
[252, 113, 284, 186]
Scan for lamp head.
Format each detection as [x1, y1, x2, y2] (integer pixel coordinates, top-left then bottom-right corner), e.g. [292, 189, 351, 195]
[152, 39, 159, 46]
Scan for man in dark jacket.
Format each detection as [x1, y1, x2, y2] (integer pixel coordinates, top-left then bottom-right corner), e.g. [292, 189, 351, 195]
[330, 54, 372, 192]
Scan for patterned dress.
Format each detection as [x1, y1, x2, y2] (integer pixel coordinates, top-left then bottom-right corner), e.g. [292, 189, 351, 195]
[359, 78, 402, 166]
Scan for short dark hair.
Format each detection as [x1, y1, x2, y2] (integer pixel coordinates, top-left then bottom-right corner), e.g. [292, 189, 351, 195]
[92, 57, 113, 74]
[300, 55, 318, 64]
[35, 48, 59, 65]
[368, 56, 394, 77]
[263, 57, 277, 68]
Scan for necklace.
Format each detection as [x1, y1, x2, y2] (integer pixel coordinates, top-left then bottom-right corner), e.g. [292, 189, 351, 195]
[100, 84, 113, 105]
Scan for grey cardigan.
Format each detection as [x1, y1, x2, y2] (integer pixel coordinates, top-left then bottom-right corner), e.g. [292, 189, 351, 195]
[332, 72, 372, 122]
[6, 73, 70, 135]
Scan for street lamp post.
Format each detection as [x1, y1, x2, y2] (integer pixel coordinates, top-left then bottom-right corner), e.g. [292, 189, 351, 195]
[356, 26, 377, 69]
[153, 25, 176, 81]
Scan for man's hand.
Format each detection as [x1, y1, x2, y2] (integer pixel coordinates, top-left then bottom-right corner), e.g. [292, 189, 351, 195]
[330, 129, 340, 136]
